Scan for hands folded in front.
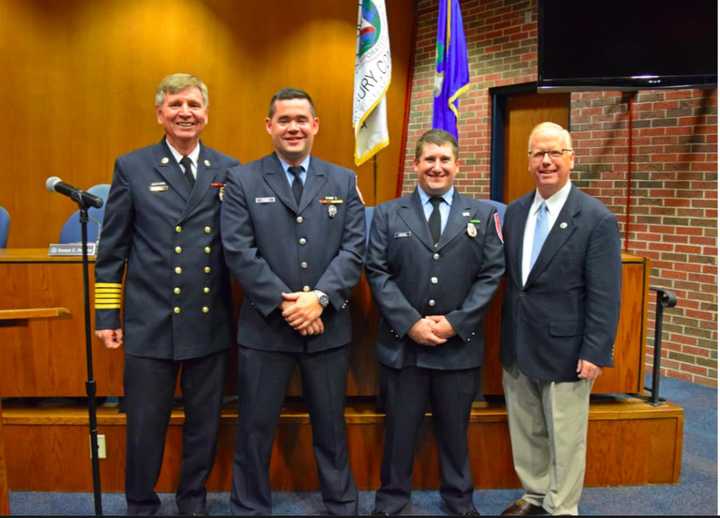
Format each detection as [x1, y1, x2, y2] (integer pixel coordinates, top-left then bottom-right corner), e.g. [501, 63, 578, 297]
[280, 291, 325, 336]
[408, 315, 456, 347]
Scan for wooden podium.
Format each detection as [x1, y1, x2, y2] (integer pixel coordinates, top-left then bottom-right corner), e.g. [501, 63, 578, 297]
[0, 249, 684, 492]
[0, 249, 649, 397]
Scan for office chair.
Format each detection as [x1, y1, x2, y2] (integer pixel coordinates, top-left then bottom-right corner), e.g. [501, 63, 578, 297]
[0, 206, 9, 247]
[58, 183, 110, 243]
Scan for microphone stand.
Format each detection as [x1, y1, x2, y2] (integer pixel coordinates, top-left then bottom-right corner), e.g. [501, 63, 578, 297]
[77, 201, 103, 516]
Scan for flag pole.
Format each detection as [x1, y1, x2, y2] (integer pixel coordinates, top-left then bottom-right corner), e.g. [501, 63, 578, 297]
[373, 154, 378, 205]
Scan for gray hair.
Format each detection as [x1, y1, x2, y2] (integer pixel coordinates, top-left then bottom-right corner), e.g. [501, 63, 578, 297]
[154, 73, 209, 107]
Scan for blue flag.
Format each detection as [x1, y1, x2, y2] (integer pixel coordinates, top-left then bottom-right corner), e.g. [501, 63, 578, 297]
[432, 0, 470, 140]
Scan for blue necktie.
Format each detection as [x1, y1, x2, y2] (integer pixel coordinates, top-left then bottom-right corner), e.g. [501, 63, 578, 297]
[530, 202, 550, 269]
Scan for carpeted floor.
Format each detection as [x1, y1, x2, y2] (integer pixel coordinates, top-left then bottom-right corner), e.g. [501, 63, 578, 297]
[9, 376, 717, 515]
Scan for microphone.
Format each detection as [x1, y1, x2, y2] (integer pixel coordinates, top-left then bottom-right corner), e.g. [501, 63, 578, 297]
[46, 177, 104, 209]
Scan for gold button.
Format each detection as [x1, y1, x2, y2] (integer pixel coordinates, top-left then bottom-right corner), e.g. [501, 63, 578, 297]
[303, 285, 311, 292]
[173, 306, 181, 314]
[203, 287, 210, 294]
[204, 246, 211, 254]
[202, 306, 209, 314]
[175, 225, 182, 233]
[204, 226, 212, 234]
[175, 246, 182, 254]
[175, 266, 182, 274]
[173, 287, 181, 295]
[204, 266, 211, 274]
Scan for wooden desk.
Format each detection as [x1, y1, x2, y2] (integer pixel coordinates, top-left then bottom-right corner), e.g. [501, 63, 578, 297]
[0, 303, 71, 514]
[0, 249, 649, 397]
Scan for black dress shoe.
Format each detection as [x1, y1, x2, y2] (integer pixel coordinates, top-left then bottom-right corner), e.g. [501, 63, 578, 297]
[460, 508, 480, 516]
[371, 510, 390, 516]
[501, 499, 547, 516]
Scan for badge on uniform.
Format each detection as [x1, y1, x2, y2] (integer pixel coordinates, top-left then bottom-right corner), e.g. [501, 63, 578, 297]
[467, 222, 478, 238]
[149, 181, 168, 192]
[462, 211, 472, 217]
[211, 182, 224, 202]
[320, 196, 342, 218]
[255, 196, 276, 204]
[319, 196, 344, 205]
[394, 231, 412, 239]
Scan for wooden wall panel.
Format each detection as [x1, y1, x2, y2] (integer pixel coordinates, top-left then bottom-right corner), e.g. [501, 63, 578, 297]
[0, 0, 414, 248]
[0, 402, 7, 515]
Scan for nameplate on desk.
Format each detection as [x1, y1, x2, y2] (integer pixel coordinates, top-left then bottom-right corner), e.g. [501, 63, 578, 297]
[48, 242, 97, 256]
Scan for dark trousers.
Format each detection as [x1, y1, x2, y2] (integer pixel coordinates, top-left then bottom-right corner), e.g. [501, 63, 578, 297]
[374, 365, 480, 515]
[230, 345, 358, 516]
[124, 351, 227, 515]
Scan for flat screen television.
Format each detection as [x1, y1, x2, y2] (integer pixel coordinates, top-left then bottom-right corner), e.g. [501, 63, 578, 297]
[538, 0, 717, 91]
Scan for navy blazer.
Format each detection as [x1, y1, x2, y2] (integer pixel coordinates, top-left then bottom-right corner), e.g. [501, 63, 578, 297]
[95, 140, 240, 360]
[500, 185, 622, 382]
[366, 190, 505, 370]
[221, 153, 365, 353]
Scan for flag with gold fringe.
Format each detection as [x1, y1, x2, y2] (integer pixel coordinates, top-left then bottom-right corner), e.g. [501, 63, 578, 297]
[353, 0, 391, 166]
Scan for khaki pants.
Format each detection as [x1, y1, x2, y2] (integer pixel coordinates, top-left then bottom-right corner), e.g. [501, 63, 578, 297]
[502, 366, 593, 516]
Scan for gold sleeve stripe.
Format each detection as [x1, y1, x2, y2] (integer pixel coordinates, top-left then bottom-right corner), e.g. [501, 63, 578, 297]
[95, 287, 122, 291]
[95, 304, 122, 309]
[95, 297, 122, 302]
[95, 282, 123, 288]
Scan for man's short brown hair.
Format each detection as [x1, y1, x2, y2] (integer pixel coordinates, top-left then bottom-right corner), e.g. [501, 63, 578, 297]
[414, 129, 459, 160]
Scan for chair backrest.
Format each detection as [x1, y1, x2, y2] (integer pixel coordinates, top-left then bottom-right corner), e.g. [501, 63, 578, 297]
[364, 206, 375, 246]
[480, 199, 506, 224]
[0, 206, 9, 247]
[58, 183, 111, 243]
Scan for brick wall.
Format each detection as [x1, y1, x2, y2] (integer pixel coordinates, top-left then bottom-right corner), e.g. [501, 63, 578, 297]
[402, 0, 717, 386]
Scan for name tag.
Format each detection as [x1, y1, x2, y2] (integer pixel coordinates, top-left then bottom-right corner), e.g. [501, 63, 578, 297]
[394, 231, 412, 239]
[149, 182, 168, 192]
[255, 197, 276, 204]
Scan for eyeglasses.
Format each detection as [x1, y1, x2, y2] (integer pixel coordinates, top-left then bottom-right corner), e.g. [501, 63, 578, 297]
[528, 149, 573, 161]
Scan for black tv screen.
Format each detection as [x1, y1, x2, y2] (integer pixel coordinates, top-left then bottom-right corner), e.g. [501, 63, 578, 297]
[538, 0, 717, 91]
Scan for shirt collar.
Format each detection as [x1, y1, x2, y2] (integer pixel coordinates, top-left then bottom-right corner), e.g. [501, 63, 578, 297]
[417, 185, 455, 207]
[531, 180, 572, 217]
[166, 139, 200, 166]
[278, 154, 311, 175]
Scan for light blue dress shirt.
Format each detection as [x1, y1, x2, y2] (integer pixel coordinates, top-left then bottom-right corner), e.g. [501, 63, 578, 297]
[417, 186, 454, 234]
[278, 155, 311, 187]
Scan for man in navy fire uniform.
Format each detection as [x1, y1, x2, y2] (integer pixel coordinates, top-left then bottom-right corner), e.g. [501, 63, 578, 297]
[94, 73, 239, 515]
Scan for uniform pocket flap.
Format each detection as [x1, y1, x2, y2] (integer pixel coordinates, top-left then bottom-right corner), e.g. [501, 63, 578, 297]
[549, 321, 582, 337]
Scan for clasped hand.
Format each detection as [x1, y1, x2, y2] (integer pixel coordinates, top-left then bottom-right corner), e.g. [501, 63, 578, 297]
[281, 291, 325, 336]
[407, 315, 456, 347]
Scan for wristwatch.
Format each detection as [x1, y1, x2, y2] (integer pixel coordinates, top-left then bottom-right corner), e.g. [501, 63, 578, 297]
[313, 290, 329, 308]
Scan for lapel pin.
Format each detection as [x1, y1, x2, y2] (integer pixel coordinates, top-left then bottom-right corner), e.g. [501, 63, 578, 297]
[204, 159, 211, 167]
[160, 157, 169, 165]
[560, 222, 568, 229]
[328, 205, 338, 218]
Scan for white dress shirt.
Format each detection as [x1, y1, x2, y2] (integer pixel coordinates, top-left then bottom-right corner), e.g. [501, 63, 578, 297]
[166, 140, 200, 180]
[521, 181, 572, 286]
